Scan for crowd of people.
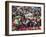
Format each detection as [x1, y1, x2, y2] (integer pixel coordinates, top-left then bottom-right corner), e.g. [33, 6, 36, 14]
[12, 6, 41, 31]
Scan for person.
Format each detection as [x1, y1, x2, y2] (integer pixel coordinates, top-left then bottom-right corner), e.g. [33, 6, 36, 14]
[13, 16, 21, 30]
[21, 16, 31, 27]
